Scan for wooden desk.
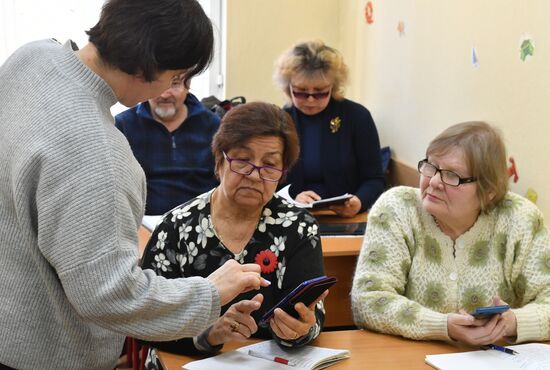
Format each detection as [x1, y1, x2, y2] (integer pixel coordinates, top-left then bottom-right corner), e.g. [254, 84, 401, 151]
[157, 329, 463, 370]
[137, 212, 366, 328]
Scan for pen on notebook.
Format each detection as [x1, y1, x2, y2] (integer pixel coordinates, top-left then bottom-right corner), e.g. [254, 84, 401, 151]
[248, 350, 296, 366]
[481, 344, 518, 355]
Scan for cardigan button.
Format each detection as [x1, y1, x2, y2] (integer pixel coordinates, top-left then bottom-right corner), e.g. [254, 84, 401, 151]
[449, 272, 458, 281]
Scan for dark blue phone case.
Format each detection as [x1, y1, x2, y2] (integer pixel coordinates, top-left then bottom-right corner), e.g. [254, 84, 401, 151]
[259, 276, 336, 327]
[470, 305, 510, 318]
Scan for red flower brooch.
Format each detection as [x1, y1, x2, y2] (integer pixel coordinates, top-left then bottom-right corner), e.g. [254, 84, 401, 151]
[254, 249, 278, 274]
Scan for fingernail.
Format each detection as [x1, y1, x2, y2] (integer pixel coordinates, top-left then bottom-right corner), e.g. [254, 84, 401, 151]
[263, 279, 271, 285]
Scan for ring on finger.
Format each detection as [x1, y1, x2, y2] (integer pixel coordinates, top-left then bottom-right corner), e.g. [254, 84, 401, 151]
[230, 321, 240, 333]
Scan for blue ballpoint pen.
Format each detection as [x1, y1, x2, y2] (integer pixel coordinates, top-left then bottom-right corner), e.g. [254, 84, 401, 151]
[481, 343, 518, 355]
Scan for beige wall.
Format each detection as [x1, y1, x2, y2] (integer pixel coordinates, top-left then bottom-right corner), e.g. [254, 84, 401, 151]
[225, 0, 550, 215]
[353, 0, 550, 215]
[224, 0, 340, 105]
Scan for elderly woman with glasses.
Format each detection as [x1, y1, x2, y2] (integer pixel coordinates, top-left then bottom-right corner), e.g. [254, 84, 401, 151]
[273, 40, 385, 217]
[352, 121, 550, 346]
[140, 102, 327, 369]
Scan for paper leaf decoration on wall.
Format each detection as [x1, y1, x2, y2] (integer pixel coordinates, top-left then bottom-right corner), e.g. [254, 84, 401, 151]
[519, 35, 535, 61]
[508, 157, 519, 183]
[397, 21, 405, 36]
[365, 1, 374, 24]
[525, 188, 538, 204]
[472, 47, 479, 67]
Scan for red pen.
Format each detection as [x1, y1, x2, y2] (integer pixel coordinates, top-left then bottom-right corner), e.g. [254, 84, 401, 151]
[248, 349, 296, 366]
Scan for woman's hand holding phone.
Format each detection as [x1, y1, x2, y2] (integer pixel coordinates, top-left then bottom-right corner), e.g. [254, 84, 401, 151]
[492, 297, 517, 338]
[448, 310, 506, 345]
[259, 276, 336, 325]
[270, 290, 329, 341]
[259, 276, 335, 341]
[447, 296, 517, 345]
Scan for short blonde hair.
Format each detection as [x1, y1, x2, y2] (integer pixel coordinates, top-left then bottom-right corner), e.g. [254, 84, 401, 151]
[273, 40, 348, 102]
[426, 121, 508, 212]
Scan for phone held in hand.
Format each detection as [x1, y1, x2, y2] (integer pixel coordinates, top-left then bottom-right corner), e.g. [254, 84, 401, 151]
[470, 305, 510, 318]
[259, 276, 337, 327]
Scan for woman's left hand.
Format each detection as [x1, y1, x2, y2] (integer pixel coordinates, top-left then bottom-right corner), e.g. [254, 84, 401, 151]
[447, 296, 517, 345]
[329, 195, 362, 217]
[270, 290, 328, 341]
[447, 311, 506, 345]
[493, 296, 517, 338]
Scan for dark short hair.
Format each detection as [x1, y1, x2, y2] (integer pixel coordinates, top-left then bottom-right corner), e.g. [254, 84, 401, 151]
[212, 102, 300, 181]
[426, 121, 508, 212]
[86, 0, 213, 83]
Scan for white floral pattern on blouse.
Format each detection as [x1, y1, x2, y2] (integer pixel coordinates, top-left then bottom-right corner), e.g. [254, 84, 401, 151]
[141, 188, 325, 359]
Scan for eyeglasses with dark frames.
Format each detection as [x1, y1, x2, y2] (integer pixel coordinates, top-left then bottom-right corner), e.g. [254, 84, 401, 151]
[223, 152, 285, 182]
[290, 87, 331, 100]
[417, 159, 476, 187]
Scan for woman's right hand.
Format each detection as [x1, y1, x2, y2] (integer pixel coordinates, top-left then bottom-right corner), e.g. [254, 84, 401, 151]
[447, 309, 507, 345]
[206, 293, 264, 346]
[207, 259, 270, 305]
[295, 191, 321, 204]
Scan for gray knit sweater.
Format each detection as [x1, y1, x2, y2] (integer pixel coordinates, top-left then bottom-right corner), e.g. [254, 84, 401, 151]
[0, 39, 220, 370]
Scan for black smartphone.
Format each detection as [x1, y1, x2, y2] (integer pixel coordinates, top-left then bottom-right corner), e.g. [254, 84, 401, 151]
[470, 305, 510, 318]
[259, 276, 337, 327]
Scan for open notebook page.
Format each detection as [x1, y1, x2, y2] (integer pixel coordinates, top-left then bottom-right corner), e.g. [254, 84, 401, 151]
[426, 343, 550, 370]
[184, 340, 349, 370]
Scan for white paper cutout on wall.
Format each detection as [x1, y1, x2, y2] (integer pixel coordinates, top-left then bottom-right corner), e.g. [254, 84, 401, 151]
[471, 47, 479, 67]
[397, 21, 405, 37]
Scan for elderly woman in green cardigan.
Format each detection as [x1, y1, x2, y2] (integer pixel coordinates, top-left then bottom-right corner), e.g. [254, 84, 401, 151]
[352, 121, 550, 345]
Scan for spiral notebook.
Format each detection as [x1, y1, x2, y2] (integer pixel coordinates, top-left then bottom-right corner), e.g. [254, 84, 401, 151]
[183, 339, 350, 370]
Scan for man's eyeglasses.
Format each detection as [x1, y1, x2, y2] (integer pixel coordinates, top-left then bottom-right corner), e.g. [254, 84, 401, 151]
[290, 87, 331, 100]
[417, 159, 476, 187]
[223, 152, 285, 182]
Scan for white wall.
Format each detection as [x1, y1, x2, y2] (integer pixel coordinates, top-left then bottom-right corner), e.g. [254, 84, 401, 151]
[0, 0, 219, 113]
[0, 0, 102, 64]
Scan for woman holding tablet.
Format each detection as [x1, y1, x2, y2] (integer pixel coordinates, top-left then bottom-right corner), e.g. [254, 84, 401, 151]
[352, 122, 550, 346]
[141, 102, 327, 369]
[273, 40, 385, 217]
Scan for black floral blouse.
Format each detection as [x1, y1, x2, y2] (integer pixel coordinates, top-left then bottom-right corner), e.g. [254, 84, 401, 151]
[140, 189, 325, 361]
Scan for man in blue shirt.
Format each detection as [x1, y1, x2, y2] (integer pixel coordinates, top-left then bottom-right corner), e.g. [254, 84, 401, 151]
[115, 77, 220, 215]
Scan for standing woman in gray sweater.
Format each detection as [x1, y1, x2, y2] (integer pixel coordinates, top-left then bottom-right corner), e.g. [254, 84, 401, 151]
[0, 1, 267, 369]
